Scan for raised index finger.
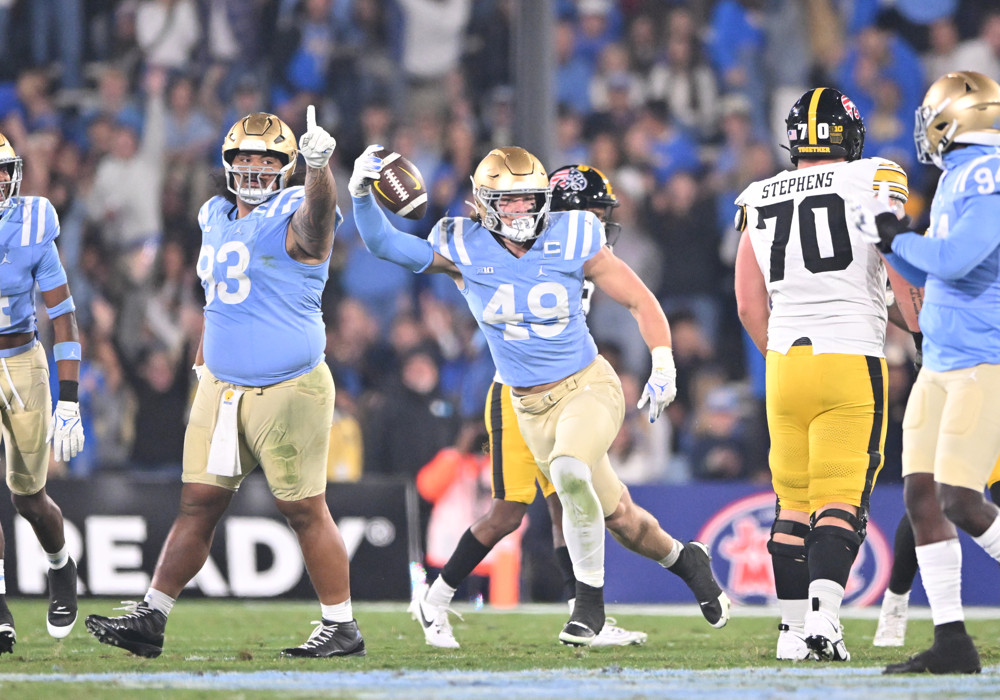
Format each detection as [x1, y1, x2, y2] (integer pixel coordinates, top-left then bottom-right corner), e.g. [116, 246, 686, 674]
[306, 104, 316, 131]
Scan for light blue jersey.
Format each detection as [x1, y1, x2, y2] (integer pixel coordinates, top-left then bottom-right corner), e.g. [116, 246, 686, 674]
[429, 210, 606, 387]
[196, 187, 341, 385]
[888, 145, 1000, 371]
[0, 196, 66, 334]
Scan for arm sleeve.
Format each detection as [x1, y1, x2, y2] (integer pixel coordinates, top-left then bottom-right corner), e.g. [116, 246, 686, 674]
[352, 193, 435, 273]
[891, 194, 1000, 281]
[883, 249, 928, 288]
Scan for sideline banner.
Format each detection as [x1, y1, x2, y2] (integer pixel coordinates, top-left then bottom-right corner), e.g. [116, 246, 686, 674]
[0, 474, 414, 600]
[606, 482, 1000, 607]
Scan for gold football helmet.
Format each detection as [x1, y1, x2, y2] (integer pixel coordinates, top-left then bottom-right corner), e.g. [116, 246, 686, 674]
[222, 113, 298, 204]
[0, 132, 23, 216]
[915, 71, 1000, 167]
[470, 147, 550, 243]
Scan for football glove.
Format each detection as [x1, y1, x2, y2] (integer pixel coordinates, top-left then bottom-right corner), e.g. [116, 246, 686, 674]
[637, 346, 677, 423]
[298, 105, 337, 169]
[847, 183, 911, 254]
[349, 144, 384, 197]
[48, 400, 85, 462]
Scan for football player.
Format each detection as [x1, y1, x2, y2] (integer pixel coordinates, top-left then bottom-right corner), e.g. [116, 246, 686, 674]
[411, 164, 645, 649]
[0, 133, 86, 654]
[851, 71, 1000, 675]
[735, 87, 912, 662]
[85, 107, 366, 659]
[351, 147, 729, 647]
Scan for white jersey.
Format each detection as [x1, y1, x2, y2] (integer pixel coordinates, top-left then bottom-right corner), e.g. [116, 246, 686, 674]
[736, 158, 908, 356]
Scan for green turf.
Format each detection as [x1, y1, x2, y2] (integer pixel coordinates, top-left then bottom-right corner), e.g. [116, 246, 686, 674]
[0, 598, 997, 698]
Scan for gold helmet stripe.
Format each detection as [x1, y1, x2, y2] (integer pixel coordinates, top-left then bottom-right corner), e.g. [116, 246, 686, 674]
[808, 87, 825, 145]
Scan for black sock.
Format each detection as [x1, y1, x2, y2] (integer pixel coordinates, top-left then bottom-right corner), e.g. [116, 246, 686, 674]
[570, 581, 604, 632]
[933, 620, 968, 640]
[888, 513, 918, 595]
[440, 528, 492, 589]
[554, 545, 576, 601]
[768, 541, 808, 601]
[806, 526, 860, 588]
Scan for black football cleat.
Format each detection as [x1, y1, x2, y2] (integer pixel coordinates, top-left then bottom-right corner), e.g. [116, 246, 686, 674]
[0, 596, 14, 655]
[86, 602, 166, 658]
[668, 541, 731, 628]
[281, 619, 366, 658]
[884, 631, 981, 675]
[47, 557, 79, 638]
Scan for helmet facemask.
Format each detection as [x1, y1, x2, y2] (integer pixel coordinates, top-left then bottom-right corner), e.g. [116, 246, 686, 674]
[470, 147, 550, 244]
[221, 113, 297, 205]
[0, 156, 23, 217]
[473, 183, 551, 243]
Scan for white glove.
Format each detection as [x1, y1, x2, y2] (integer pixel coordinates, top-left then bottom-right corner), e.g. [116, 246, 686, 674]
[349, 144, 384, 197]
[846, 182, 909, 253]
[48, 400, 85, 462]
[637, 346, 677, 423]
[298, 105, 337, 169]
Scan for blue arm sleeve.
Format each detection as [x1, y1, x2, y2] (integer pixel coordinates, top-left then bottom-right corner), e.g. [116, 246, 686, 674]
[351, 194, 434, 273]
[884, 249, 927, 288]
[891, 195, 1000, 280]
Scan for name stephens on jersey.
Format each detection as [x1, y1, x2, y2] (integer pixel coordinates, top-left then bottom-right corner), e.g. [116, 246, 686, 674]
[760, 171, 834, 199]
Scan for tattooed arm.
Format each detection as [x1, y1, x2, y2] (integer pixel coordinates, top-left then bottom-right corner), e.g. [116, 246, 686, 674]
[287, 164, 337, 264]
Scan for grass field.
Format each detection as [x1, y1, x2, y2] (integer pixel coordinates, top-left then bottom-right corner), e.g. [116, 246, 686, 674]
[0, 598, 998, 699]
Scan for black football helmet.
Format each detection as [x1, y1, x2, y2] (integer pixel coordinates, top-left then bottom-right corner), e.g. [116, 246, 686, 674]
[549, 164, 621, 243]
[785, 87, 865, 164]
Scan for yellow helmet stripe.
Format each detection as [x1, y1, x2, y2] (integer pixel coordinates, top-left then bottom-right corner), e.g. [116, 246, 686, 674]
[808, 88, 825, 145]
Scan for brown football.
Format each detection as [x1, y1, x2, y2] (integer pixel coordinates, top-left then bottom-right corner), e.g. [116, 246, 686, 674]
[372, 149, 428, 220]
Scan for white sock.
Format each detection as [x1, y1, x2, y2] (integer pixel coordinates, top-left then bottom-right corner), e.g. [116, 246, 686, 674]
[883, 588, 910, 606]
[915, 539, 964, 626]
[550, 455, 605, 588]
[658, 539, 683, 569]
[321, 598, 353, 623]
[143, 588, 176, 617]
[426, 576, 457, 608]
[778, 598, 809, 631]
[972, 515, 1000, 562]
[46, 545, 69, 570]
[0, 559, 5, 595]
[808, 579, 845, 621]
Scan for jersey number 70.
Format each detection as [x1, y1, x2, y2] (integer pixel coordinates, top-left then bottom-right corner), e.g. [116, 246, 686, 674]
[757, 193, 853, 282]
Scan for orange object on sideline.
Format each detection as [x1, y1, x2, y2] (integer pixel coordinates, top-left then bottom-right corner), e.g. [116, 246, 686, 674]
[489, 541, 521, 609]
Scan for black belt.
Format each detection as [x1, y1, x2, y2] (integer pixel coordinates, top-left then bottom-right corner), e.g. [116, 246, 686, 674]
[791, 337, 812, 346]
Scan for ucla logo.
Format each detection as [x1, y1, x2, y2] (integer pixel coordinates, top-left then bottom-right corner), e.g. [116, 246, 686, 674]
[696, 491, 891, 607]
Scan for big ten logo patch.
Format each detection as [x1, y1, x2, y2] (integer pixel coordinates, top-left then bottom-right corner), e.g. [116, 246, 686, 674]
[696, 492, 891, 607]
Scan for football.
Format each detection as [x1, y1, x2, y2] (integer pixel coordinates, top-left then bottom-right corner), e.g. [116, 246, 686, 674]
[372, 149, 428, 220]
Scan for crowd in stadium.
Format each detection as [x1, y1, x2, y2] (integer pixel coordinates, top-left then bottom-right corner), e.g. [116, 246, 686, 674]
[0, 0, 996, 487]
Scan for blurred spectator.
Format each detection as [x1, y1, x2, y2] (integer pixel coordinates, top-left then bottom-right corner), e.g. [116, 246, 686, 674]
[85, 68, 167, 286]
[706, 0, 769, 137]
[135, 0, 201, 73]
[922, 11, 1000, 80]
[688, 382, 766, 481]
[29, 0, 85, 90]
[644, 171, 723, 344]
[397, 0, 472, 118]
[647, 7, 720, 142]
[360, 346, 460, 478]
[555, 19, 593, 116]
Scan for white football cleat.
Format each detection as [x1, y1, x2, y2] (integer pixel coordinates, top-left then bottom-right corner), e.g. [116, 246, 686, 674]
[804, 610, 850, 661]
[590, 617, 648, 647]
[872, 589, 909, 647]
[408, 581, 461, 649]
[776, 623, 810, 660]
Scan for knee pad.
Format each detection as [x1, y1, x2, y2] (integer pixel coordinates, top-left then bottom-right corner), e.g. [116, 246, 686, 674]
[812, 507, 867, 543]
[806, 524, 862, 588]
